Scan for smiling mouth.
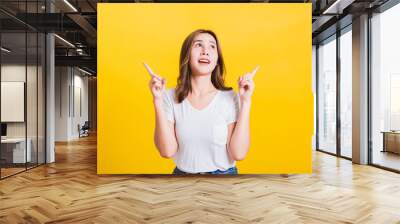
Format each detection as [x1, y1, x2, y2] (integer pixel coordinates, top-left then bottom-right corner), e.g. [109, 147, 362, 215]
[198, 59, 210, 65]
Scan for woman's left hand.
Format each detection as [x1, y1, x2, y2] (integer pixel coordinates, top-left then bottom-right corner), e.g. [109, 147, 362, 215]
[238, 66, 259, 103]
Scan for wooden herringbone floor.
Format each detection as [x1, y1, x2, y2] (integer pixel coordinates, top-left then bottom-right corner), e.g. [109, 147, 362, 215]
[1, 134, 400, 224]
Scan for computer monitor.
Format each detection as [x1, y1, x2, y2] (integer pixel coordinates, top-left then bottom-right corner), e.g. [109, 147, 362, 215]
[1, 123, 7, 137]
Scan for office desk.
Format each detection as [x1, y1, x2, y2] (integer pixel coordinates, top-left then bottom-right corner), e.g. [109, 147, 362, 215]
[381, 131, 400, 154]
[1, 138, 31, 163]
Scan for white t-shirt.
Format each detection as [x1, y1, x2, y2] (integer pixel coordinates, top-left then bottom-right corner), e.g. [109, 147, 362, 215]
[162, 88, 240, 173]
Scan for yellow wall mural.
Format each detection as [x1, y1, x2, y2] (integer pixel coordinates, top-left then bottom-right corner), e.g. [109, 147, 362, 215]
[98, 3, 313, 174]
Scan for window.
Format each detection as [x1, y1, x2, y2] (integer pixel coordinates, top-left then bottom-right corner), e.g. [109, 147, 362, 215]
[318, 35, 337, 154]
[339, 27, 352, 158]
[371, 2, 400, 171]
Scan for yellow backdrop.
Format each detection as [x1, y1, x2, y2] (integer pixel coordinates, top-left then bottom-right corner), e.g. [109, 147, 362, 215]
[98, 3, 313, 174]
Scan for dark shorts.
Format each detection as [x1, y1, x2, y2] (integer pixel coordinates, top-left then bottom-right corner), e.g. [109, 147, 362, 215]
[173, 166, 238, 175]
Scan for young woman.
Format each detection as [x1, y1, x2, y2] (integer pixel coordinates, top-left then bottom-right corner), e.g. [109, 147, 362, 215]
[145, 29, 258, 175]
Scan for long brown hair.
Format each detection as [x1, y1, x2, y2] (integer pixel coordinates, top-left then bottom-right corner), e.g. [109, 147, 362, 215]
[175, 29, 232, 103]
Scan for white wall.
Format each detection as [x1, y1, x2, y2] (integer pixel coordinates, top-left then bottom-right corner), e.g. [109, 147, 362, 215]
[1, 65, 25, 136]
[72, 73, 89, 138]
[55, 67, 89, 141]
[1, 65, 38, 138]
[55, 66, 70, 141]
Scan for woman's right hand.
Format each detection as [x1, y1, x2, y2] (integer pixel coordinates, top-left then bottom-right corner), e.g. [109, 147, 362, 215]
[149, 75, 166, 100]
[144, 63, 178, 159]
[144, 63, 166, 101]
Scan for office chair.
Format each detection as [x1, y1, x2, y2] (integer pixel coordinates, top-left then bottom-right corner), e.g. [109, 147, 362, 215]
[79, 121, 90, 138]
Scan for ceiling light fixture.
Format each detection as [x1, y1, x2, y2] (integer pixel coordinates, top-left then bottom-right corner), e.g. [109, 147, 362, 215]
[63, 0, 78, 12]
[322, 0, 355, 15]
[1, 47, 11, 53]
[78, 67, 93, 76]
[54, 34, 75, 48]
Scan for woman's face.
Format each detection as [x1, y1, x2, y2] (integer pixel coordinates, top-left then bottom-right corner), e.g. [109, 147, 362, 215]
[189, 33, 218, 77]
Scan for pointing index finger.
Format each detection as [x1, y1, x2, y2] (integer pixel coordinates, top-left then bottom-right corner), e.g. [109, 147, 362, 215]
[249, 65, 260, 79]
[143, 62, 161, 79]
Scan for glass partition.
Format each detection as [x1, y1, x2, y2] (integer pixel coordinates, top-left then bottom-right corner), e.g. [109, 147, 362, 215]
[0, 1, 46, 179]
[1, 30, 28, 177]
